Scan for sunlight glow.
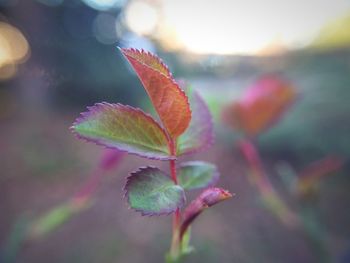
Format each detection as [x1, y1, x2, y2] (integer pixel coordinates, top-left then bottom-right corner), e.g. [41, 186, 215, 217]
[125, 0, 350, 55]
[163, 0, 350, 55]
[0, 22, 29, 80]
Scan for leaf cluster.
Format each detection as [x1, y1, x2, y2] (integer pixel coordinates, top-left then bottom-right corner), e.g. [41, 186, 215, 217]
[71, 48, 232, 257]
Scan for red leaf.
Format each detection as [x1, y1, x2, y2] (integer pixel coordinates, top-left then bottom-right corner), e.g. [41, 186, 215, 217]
[223, 76, 296, 136]
[120, 48, 172, 77]
[180, 188, 232, 239]
[120, 48, 191, 139]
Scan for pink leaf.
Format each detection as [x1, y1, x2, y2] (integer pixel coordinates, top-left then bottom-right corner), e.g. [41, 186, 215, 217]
[180, 188, 232, 239]
[177, 89, 214, 155]
[223, 76, 296, 136]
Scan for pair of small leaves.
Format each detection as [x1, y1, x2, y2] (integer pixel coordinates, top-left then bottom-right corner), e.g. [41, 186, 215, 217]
[72, 48, 213, 160]
[222, 76, 296, 136]
[124, 161, 220, 216]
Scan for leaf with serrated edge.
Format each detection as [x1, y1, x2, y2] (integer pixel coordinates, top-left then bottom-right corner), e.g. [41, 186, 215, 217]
[178, 161, 219, 190]
[180, 188, 232, 239]
[120, 48, 191, 138]
[71, 103, 173, 160]
[177, 89, 214, 155]
[124, 167, 185, 216]
[120, 47, 172, 77]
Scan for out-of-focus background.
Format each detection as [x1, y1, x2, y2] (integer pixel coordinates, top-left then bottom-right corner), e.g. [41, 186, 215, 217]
[1, 0, 350, 262]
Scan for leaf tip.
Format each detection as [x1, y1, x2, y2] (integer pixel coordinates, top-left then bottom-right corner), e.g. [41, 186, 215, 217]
[202, 187, 233, 206]
[179, 187, 233, 240]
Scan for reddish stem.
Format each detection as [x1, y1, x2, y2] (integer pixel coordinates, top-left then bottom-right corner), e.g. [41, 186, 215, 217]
[169, 139, 181, 259]
[73, 149, 124, 205]
[73, 169, 102, 204]
[238, 138, 298, 227]
[170, 159, 178, 184]
[238, 139, 274, 194]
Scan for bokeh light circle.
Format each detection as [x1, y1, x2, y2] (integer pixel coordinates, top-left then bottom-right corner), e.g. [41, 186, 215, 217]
[82, 0, 126, 11]
[93, 13, 119, 44]
[0, 22, 30, 80]
[124, 0, 158, 36]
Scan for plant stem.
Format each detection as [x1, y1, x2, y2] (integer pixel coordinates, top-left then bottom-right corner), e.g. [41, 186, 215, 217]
[238, 138, 298, 227]
[239, 139, 332, 262]
[170, 158, 178, 184]
[169, 139, 181, 260]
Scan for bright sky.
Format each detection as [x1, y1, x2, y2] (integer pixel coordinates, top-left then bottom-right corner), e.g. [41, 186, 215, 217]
[124, 0, 350, 55]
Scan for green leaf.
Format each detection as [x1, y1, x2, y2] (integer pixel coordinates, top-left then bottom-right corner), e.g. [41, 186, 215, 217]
[124, 167, 186, 216]
[72, 103, 173, 160]
[178, 161, 219, 190]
